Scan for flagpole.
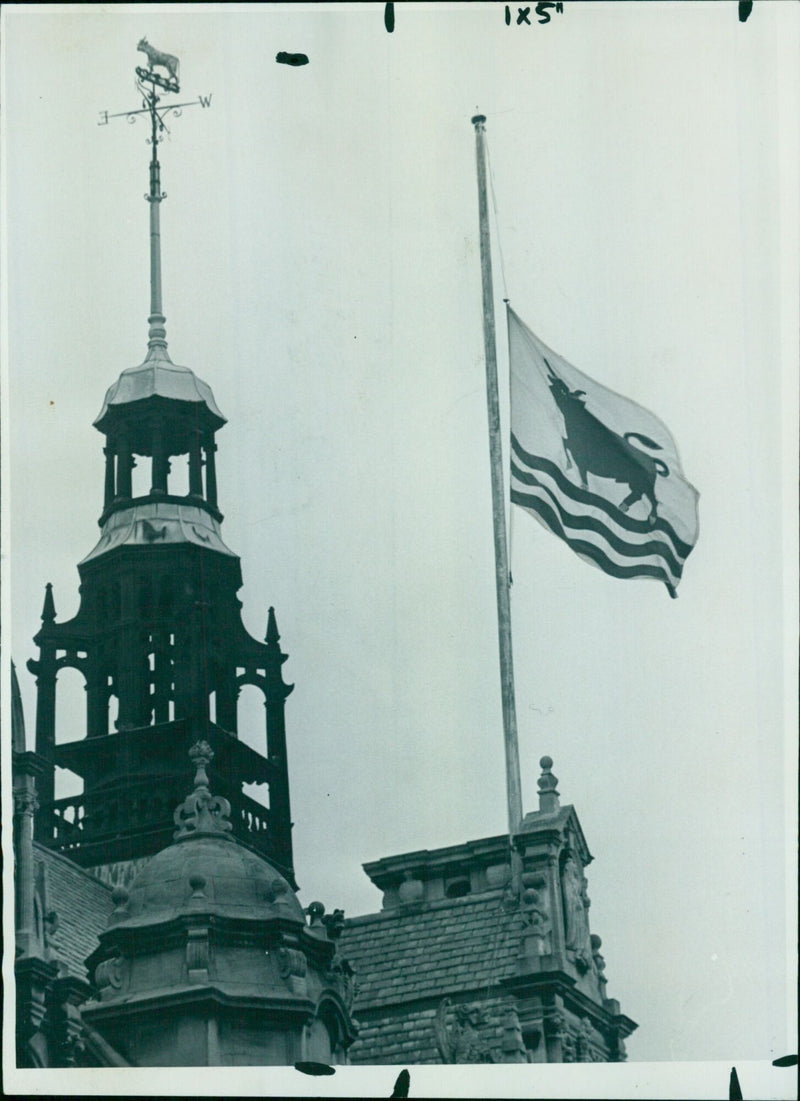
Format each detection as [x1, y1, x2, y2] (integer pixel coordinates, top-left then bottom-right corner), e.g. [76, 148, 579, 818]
[471, 113, 524, 889]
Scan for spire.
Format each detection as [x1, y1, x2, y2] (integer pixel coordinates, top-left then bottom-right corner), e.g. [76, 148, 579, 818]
[265, 606, 280, 646]
[537, 755, 560, 814]
[11, 661, 27, 754]
[130, 44, 182, 360]
[173, 741, 233, 840]
[40, 582, 56, 623]
[143, 78, 170, 360]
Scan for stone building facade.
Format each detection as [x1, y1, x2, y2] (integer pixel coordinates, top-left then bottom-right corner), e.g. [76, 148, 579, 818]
[340, 758, 636, 1064]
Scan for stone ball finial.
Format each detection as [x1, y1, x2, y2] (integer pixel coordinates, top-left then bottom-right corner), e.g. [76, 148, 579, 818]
[537, 754, 560, 813]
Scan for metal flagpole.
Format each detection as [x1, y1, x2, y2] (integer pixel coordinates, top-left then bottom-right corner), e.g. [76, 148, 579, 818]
[471, 114, 524, 892]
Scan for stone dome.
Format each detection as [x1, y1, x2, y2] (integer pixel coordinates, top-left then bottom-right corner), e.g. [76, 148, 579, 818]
[115, 834, 305, 928]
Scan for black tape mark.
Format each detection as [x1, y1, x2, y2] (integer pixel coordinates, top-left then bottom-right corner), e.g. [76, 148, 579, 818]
[739, 1, 753, 22]
[276, 52, 309, 67]
[729, 1066, 743, 1101]
[385, 3, 395, 33]
[294, 1061, 335, 1076]
[772, 1054, 798, 1067]
[391, 1068, 411, 1097]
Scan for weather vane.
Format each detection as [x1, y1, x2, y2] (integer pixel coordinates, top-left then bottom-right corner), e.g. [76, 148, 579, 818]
[97, 40, 213, 358]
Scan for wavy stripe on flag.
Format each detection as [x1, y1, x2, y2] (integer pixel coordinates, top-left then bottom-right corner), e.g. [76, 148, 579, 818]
[510, 433, 692, 560]
[510, 478, 683, 585]
[510, 460, 686, 577]
[511, 487, 680, 588]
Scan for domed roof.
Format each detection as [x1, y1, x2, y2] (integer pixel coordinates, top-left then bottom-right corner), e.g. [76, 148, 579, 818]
[109, 740, 304, 929]
[94, 346, 225, 430]
[116, 834, 305, 927]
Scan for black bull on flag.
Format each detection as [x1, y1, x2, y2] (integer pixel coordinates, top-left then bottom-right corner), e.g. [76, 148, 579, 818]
[507, 307, 699, 597]
[544, 361, 669, 527]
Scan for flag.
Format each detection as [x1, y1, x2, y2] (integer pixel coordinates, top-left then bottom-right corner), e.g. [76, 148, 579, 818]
[508, 307, 699, 597]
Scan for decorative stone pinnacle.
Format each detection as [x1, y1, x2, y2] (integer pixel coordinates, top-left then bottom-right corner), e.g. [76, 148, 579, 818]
[537, 755, 560, 814]
[266, 606, 280, 646]
[173, 741, 233, 840]
[41, 582, 56, 622]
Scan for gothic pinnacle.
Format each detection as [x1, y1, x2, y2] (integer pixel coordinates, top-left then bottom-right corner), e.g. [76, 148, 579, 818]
[41, 582, 56, 623]
[265, 606, 280, 646]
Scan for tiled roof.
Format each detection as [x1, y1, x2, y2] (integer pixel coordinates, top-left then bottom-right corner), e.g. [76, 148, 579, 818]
[34, 844, 113, 980]
[340, 890, 521, 1011]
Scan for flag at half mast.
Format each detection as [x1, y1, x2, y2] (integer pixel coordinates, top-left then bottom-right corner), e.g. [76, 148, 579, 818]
[508, 307, 699, 597]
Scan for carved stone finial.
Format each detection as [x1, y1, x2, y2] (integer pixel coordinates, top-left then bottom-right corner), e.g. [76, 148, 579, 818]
[189, 740, 214, 790]
[173, 741, 233, 840]
[537, 755, 560, 814]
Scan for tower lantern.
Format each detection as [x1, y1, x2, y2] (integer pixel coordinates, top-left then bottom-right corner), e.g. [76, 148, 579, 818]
[27, 45, 295, 888]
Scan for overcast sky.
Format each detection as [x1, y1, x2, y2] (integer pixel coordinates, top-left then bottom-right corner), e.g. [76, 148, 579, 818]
[2, 0, 797, 1076]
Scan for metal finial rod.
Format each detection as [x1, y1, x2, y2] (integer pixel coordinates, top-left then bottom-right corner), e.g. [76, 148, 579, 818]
[144, 84, 168, 356]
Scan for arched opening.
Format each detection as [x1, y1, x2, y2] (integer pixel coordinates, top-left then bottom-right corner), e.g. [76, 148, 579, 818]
[109, 691, 120, 731]
[237, 683, 265, 755]
[130, 453, 151, 498]
[306, 999, 348, 1065]
[445, 877, 472, 899]
[168, 453, 190, 497]
[238, 683, 269, 808]
[55, 666, 87, 745]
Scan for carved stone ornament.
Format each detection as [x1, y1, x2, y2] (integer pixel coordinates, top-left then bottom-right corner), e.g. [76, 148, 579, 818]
[561, 851, 592, 970]
[186, 925, 210, 982]
[173, 741, 233, 839]
[327, 955, 358, 1011]
[94, 956, 123, 994]
[434, 998, 496, 1064]
[519, 877, 552, 955]
[13, 788, 39, 817]
[278, 944, 308, 996]
[278, 946, 307, 981]
[576, 1017, 599, 1062]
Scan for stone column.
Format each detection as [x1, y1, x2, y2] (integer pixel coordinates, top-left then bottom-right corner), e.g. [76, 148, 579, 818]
[204, 436, 218, 510]
[547, 852, 566, 963]
[103, 444, 116, 508]
[116, 436, 133, 498]
[29, 656, 57, 837]
[188, 431, 203, 498]
[13, 778, 39, 958]
[151, 420, 169, 495]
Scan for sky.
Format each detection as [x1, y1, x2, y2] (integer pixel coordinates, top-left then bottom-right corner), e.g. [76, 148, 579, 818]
[2, 0, 797, 1080]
